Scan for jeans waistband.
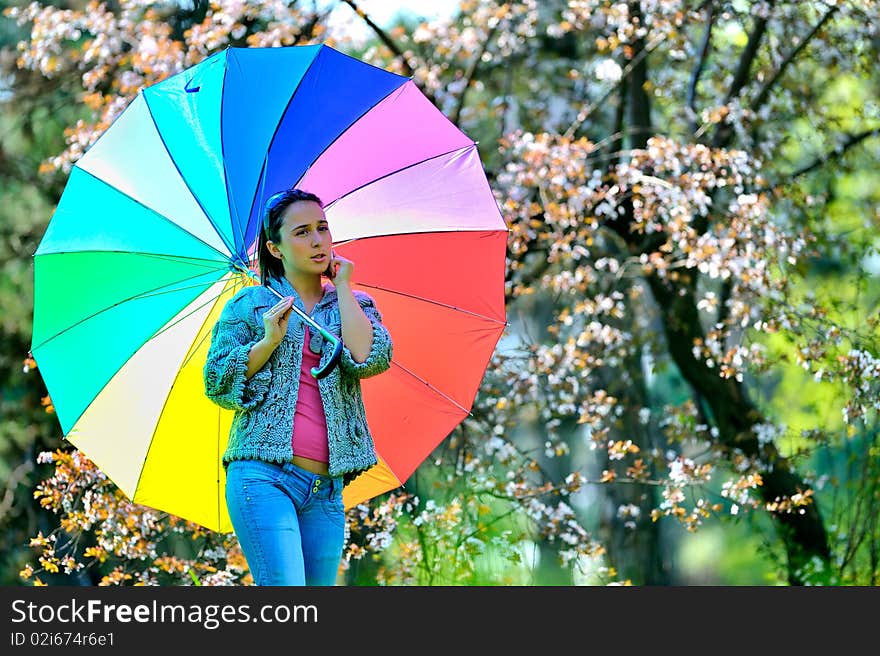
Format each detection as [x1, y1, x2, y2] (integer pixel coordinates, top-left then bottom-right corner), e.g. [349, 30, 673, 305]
[281, 461, 342, 494]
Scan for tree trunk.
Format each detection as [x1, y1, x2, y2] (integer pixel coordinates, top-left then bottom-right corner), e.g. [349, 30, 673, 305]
[606, 0, 832, 585]
[645, 274, 831, 584]
[598, 357, 672, 585]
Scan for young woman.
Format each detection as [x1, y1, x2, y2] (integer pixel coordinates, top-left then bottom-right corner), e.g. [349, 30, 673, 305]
[203, 188, 393, 586]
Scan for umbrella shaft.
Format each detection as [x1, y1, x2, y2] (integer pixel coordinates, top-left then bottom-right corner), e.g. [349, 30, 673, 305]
[237, 267, 338, 343]
[264, 281, 337, 342]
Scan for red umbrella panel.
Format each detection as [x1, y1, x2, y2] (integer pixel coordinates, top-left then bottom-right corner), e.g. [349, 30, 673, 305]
[293, 83, 508, 507]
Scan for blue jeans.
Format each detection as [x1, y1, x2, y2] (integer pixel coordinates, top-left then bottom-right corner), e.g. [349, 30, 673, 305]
[225, 459, 345, 586]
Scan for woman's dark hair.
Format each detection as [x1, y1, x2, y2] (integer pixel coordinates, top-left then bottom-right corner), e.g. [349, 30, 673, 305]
[257, 187, 324, 286]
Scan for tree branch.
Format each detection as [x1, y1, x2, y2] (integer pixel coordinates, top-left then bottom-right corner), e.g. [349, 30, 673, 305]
[340, 0, 416, 78]
[498, 53, 515, 137]
[687, 2, 716, 135]
[450, 22, 498, 126]
[757, 127, 880, 192]
[715, 277, 733, 336]
[750, 5, 839, 114]
[564, 33, 664, 140]
[722, 5, 773, 106]
[603, 2, 654, 249]
[710, 1, 774, 148]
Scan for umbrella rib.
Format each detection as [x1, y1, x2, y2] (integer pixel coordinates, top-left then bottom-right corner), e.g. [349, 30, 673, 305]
[249, 154, 270, 273]
[245, 47, 323, 234]
[141, 92, 239, 262]
[31, 266, 230, 352]
[177, 276, 248, 370]
[35, 249, 229, 270]
[37, 273, 240, 458]
[322, 143, 477, 210]
[251, 52, 407, 233]
[133, 274, 247, 511]
[332, 227, 509, 250]
[129, 252, 230, 271]
[155, 279, 242, 363]
[355, 282, 508, 326]
[390, 361, 473, 417]
[74, 165, 235, 263]
[294, 80, 410, 192]
[219, 52, 248, 258]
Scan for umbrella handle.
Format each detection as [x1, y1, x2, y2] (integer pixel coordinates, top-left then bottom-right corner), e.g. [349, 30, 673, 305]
[310, 327, 344, 380]
[251, 271, 345, 379]
[281, 297, 345, 380]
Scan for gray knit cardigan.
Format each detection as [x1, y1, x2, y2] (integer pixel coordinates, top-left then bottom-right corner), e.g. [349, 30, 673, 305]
[202, 273, 393, 485]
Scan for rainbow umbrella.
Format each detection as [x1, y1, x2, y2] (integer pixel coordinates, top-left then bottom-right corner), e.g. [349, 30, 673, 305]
[31, 44, 507, 532]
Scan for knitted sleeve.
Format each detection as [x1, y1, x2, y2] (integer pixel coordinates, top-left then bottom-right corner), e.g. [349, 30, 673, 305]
[339, 292, 393, 380]
[202, 295, 272, 411]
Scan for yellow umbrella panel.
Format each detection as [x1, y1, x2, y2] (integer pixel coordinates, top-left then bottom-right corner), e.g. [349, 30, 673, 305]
[64, 276, 240, 532]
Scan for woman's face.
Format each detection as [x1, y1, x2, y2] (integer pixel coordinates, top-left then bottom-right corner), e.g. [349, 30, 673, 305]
[266, 200, 332, 275]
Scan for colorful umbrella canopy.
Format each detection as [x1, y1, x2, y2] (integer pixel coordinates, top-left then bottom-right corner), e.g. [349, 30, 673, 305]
[31, 44, 507, 532]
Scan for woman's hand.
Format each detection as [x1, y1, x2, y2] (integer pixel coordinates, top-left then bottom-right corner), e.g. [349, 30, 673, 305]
[324, 249, 354, 287]
[262, 296, 294, 346]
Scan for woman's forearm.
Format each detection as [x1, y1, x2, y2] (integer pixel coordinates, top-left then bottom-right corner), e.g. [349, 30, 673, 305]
[246, 338, 277, 379]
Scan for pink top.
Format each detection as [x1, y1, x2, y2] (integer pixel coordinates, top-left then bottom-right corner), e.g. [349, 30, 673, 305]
[291, 325, 329, 463]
